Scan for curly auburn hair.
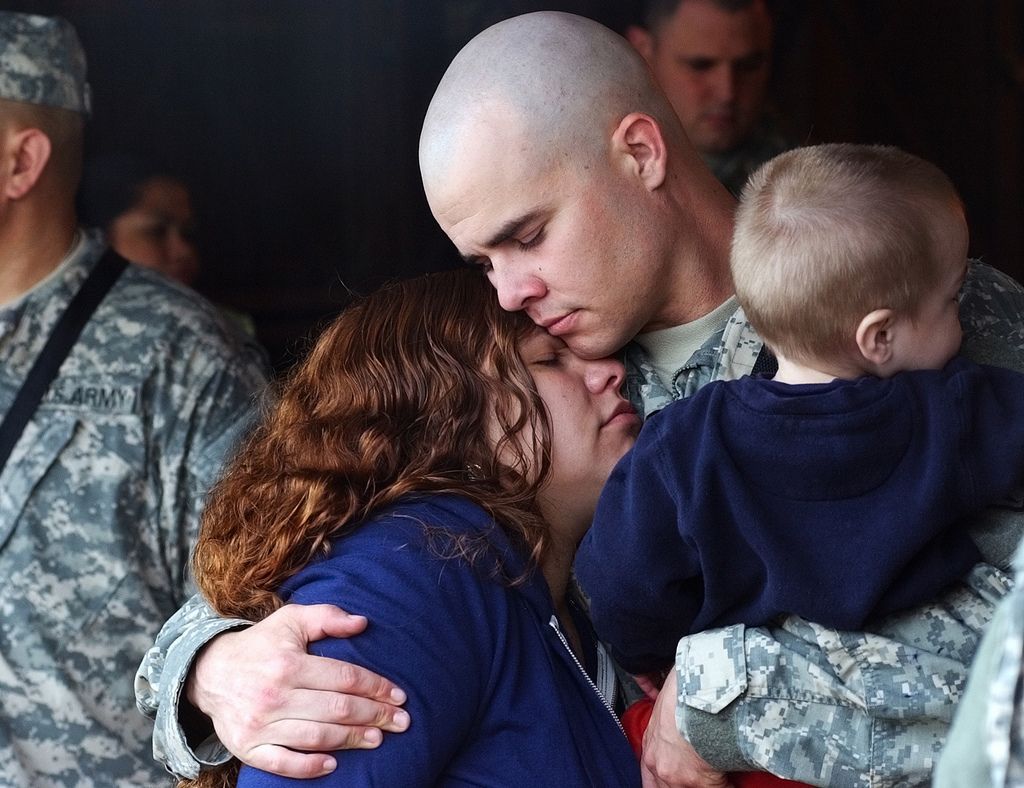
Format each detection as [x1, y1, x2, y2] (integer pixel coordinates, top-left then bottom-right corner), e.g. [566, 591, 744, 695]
[185, 268, 551, 787]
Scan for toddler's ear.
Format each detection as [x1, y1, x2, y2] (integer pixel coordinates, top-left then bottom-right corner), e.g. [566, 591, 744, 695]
[855, 308, 897, 368]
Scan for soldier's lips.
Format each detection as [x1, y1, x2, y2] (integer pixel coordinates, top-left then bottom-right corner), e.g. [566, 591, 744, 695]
[542, 311, 579, 336]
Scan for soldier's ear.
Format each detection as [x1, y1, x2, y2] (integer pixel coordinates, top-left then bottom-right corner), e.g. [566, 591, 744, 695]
[1, 127, 51, 200]
[611, 112, 667, 192]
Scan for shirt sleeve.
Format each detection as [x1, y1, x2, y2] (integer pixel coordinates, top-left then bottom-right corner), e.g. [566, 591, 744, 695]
[954, 264, 1024, 568]
[960, 262, 1024, 372]
[136, 329, 268, 779]
[575, 414, 704, 676]
[237, 519, 502, 787]
[163, 341, 268, 605]
[134, 593, 249, 778]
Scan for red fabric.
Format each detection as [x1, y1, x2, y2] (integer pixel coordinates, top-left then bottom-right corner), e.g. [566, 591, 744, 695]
[620, 699, 811, 787]
[621, 697, 655, 758]
[732, 773, 811, 787]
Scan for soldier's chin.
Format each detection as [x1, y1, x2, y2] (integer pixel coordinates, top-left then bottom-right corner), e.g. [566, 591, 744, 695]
[698, 130, 742, 154]
[697, 115, 755, 151]
[564, 331, 624, 362]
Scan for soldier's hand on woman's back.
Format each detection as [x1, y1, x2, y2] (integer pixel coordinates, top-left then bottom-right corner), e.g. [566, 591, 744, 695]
[188, 603, 411, 778]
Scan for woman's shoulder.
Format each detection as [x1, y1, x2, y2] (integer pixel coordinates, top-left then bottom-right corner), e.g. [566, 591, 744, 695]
[330, 494, 508, 554]
[279, 494, 527, 602]
[371, 494, 497, 532]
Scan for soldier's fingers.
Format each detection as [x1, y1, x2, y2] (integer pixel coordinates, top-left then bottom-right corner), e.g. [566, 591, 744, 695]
[241, 744, 337, 779]
[269, 687, 411, 733]
[252, 717, 391, 754]
[285, 654, 408, 709]
[236, 722, 395, 778]
[280, 603, 370, 642]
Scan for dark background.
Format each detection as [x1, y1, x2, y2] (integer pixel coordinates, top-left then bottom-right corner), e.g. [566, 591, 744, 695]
[7, 1, 1024, 371]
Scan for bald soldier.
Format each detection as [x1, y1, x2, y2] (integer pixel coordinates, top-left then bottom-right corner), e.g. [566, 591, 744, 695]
[137, 12, 1024, 787]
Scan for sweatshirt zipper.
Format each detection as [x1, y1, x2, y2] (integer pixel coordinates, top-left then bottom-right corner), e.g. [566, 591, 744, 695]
[549, 615, 625, 735]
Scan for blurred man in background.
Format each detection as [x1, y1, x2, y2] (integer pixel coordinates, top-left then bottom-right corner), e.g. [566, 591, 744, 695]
[626, 0, 791, 194]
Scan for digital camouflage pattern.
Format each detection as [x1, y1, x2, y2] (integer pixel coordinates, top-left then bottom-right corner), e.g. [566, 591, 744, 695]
[137, 594, 247, 776]
[700, 117, 791, 197]
[0, 231, 268, 786]
[139, 262, 1024, 785]
[0, 11, 91, 115]
[934, 541, 1024, 788]
[986, 554, 1024, 788]
[623, 304, 764, 419]
[677, 563, 1011, 787]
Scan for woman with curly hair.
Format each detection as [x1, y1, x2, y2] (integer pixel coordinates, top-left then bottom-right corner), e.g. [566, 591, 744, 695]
[188, 267, 643, 787]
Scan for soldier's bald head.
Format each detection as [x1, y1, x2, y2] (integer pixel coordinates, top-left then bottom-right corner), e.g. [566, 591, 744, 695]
[419, 11, 682, 198]
[418, 12, 738, 353]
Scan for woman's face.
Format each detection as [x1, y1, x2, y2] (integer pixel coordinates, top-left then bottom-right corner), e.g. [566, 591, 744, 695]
[108, 176, 200, 286]
[517, 329, 641, 532]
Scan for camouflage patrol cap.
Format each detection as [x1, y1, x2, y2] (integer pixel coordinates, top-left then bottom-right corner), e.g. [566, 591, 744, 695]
[0, 11, 91, 115]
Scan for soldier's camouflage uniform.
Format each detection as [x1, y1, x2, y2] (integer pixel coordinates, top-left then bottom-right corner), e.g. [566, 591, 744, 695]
[934, 539, 1024, 788]
[701, 117, 791, 197]
[0, 231, 268, 787]
[137, 262, 1023, 786]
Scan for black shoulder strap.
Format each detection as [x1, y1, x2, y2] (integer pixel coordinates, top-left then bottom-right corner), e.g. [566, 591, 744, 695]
[0, 248, 129, 474]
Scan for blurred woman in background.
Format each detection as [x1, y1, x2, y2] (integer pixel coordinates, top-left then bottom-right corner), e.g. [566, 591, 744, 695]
[78, 152, 255, 335]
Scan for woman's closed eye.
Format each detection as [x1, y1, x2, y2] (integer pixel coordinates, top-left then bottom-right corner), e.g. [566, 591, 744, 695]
[531, 348, 572, 368]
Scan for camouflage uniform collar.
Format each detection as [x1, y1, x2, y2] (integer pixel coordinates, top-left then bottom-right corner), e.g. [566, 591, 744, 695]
[634, 296, 739, 374]
[624, 303, 764, 417]
[701, 116, 792, 197]
[0, 230, 100, 351]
